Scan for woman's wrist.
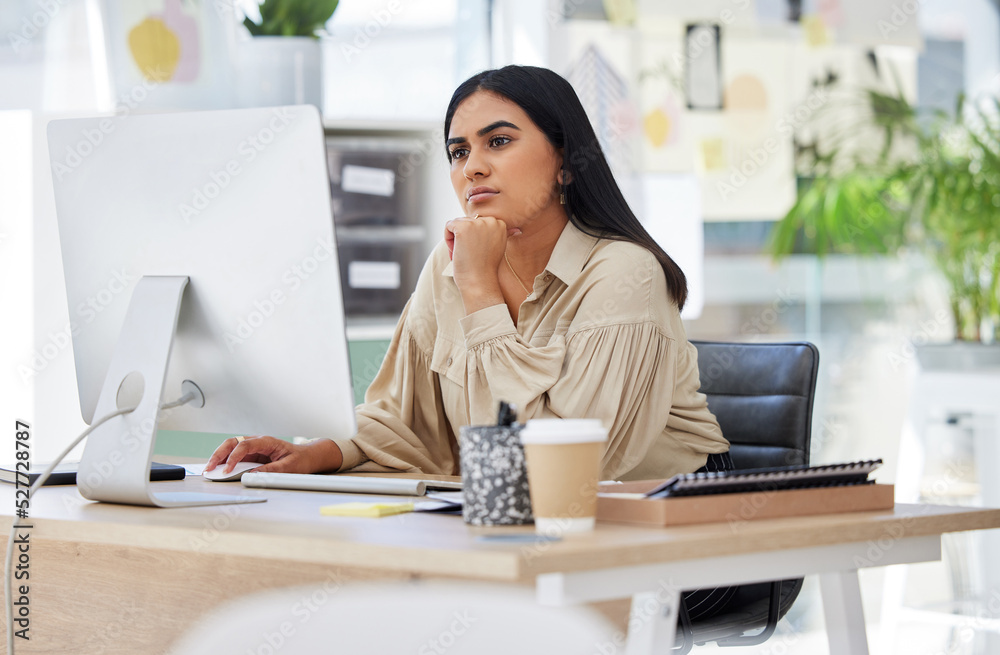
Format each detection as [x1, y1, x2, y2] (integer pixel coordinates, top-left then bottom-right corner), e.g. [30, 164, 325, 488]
[459, 283, 504, 316]
[304, 438, 344, 473]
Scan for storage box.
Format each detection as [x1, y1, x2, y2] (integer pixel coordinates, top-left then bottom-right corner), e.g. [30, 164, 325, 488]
[597, 481, 895, 527]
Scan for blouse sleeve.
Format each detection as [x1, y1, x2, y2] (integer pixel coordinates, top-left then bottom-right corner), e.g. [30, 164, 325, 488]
[332, 307, 458, 476]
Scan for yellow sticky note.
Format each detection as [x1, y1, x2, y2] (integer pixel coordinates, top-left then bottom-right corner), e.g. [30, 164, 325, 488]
[128, 17, 180, 82]
[644, 109, 671, 148]
[802, 15, 831, 47]
[320, 502, 415, 518]
[699, 138, 727, 172]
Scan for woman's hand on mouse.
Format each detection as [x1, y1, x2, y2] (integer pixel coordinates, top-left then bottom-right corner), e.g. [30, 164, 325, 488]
[204, 436, 343, 475]
[444, 215, 521, 315]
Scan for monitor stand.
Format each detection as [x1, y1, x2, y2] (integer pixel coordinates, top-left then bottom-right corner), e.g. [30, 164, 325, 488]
[77, 275, 265, 507]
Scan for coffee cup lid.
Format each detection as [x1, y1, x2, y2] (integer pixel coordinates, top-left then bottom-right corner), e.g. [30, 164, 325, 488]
[519, 418, 607, 445]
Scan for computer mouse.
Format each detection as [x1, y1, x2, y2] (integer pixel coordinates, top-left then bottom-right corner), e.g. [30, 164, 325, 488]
[203, 460, 265, 482]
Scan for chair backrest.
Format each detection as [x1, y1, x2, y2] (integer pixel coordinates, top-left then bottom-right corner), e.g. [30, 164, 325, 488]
[167, 580, 617, 655]
[691, 341, 819, 470]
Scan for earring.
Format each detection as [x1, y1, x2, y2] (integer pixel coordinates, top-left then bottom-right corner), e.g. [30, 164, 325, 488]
[560, 191, 566, 205]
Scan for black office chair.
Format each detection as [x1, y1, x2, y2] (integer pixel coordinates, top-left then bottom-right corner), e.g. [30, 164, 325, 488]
[674, 341, 820, 653]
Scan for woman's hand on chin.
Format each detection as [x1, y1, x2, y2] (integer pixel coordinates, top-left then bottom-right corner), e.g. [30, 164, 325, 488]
[444, 215, 520, 314]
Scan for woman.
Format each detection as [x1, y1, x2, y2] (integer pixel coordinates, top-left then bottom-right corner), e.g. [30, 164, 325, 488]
[206, 65, 730, 484]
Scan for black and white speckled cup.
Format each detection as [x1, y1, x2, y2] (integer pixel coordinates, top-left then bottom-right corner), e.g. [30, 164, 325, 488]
[458, 424, 533, 526]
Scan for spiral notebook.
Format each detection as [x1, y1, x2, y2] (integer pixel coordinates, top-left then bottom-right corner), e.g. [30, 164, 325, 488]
[644, 459, 883, 499]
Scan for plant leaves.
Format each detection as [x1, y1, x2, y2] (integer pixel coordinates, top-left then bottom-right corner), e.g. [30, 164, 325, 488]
[245, 0, 339, 38]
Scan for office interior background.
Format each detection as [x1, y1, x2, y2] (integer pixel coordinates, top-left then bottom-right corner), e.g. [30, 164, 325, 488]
[2, 0, 999, 652]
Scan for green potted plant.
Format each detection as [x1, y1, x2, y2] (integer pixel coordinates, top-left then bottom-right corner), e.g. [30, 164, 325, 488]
[236, 0, 340, 110]
[242, 0, 340, 37]
[769, 83, 1000, 353]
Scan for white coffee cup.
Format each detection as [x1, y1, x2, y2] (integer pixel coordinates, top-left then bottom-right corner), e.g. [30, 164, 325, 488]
[520, 419, 607, 535]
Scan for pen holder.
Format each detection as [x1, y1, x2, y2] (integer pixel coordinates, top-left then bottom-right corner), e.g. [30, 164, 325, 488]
[458, 421, 533, 526]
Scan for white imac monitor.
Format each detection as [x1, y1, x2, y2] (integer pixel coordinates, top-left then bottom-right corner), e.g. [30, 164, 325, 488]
[47, 105, 357, 507]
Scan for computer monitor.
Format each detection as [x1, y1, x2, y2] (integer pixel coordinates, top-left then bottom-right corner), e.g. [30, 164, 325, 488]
[46, 105, 357, 507]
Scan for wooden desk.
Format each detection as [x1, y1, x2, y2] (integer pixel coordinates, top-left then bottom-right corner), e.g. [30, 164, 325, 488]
[2, 475, 999, 654]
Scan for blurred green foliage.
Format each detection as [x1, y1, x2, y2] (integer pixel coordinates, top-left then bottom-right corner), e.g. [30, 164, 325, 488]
[243, 0, 339, 38]
[769, 84, 1000, 342]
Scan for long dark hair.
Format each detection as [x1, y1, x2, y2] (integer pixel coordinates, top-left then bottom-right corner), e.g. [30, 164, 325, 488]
[444, 65, 688, 310]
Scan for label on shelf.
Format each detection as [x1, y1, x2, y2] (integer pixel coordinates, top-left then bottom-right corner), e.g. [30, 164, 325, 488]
[341, 164, 396, 197]
[348, 261, 401, 289]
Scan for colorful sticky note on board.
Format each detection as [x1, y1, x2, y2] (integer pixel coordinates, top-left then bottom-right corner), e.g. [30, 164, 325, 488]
[644, 109, 672, 148]
[127, 0, 201, 83]
[320, 502, 415, 518]
[699, 138, 727, 172]
[603, 0, 636, 26]
[129, 17, 180, 81]
[802, 15, 831, 47]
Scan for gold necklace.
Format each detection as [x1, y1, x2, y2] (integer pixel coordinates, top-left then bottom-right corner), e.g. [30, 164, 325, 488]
[504, 251, 531, 296]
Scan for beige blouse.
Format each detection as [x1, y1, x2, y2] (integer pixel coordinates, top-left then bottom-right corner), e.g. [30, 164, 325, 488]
[333, 221, 729, 481]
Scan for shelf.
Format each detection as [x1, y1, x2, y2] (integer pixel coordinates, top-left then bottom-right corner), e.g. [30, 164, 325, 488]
[335, 225, 427, 244]
[346, 317, 400, 341]
[702, 254, 927, 305]
[323, 119, 441, 136]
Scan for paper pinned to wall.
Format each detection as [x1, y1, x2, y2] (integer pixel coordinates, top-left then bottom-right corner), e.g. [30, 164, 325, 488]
[700, 39, 796, 220]
[638, 21, 691, 173]
[685, 24, 723, 110]
[639, 173, 704, 319]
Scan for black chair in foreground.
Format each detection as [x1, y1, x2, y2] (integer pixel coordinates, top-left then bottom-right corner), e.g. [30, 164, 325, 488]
[674, 341, 820, 653]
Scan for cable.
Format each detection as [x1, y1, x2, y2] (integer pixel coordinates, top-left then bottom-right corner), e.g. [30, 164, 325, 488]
[5, 404, 135, 653]
[159, 389, 197, 411]
[4, 388, 197, 653]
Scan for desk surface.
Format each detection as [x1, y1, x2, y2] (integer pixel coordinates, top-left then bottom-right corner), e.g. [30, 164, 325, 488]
[4, 477, 1000, 654]
[4, 475, 1000, 583]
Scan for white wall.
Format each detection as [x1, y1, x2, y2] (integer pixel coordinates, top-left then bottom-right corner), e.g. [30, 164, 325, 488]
[0, 111, 93, 466]
[0, 112, 36, 463]
[0, 0, 105, 112]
